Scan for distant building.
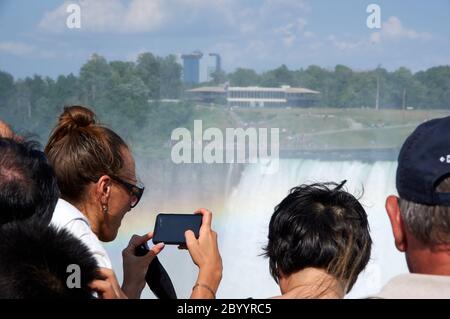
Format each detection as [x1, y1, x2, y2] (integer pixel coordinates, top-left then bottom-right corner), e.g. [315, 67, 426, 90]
[187, 86, 226, 104]
[181, 51, 203, 84]
[209, 53, 222, 73]
[186, 85, 320, 107]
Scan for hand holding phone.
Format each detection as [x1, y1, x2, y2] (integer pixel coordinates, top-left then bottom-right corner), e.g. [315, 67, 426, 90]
[184, 208, 223, 299]
[122, 232, 165, 299]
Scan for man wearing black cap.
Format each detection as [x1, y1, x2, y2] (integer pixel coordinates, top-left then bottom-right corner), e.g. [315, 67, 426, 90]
[376, 116, 450, 298]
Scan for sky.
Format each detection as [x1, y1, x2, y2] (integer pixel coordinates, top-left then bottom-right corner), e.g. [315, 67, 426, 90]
[0, 0, 449, 79]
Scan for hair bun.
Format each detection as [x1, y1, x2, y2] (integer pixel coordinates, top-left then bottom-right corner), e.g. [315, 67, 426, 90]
[60, 105, 96, 129]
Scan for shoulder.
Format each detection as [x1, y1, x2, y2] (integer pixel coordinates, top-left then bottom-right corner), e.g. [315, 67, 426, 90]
[52, 199, 90, 227]
[373, 273, 450, 299]
[51, 199, 113, 269]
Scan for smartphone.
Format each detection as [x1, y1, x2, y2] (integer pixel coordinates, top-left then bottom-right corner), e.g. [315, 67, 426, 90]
[152, 213, 202, 245]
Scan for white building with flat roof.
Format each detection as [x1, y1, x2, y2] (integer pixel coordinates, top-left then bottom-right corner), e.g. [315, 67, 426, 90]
[187, 85, 320, 107]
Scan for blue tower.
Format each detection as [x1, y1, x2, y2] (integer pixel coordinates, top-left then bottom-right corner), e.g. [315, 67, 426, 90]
[182, 51, 203, 84]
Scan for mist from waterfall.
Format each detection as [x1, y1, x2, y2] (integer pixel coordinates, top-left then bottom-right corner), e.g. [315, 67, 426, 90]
[106, 159, 408, 299]
[216, 159, 408, 298]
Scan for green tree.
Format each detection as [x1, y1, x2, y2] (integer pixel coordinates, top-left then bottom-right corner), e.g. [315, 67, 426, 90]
[52, 73, 81, 106]
[229, 68, 260, 86]
[209, 69, 228, 85]
[105, 60, 150, 139]
[159, 55, 182, 99]
[0, 71, 15, 107]
[298, 65, 333, 107]
[260, 64, 294, 87]
[333, 65, 354, 107]
[136, 52, 161, 100]
[79, 54, 112, 107]
[415, 66, 450, 108]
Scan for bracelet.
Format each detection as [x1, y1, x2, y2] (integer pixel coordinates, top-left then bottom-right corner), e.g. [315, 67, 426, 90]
[192, 283, 216, 299]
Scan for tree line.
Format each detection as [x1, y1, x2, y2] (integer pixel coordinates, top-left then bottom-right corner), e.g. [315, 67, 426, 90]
[0, 52, 449, 155]
[0, 53, 187, 146]
[210, 64, 450, 109]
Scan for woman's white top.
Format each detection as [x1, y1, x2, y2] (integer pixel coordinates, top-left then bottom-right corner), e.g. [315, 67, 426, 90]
[51, 198, 113, 269]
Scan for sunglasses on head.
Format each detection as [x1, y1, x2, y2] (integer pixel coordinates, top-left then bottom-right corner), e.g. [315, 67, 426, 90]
[109, 175, 145, 208]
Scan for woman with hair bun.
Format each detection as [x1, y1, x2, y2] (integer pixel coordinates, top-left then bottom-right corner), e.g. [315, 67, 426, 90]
[45, 105, 222, 299]
[45, 105, 162, 298]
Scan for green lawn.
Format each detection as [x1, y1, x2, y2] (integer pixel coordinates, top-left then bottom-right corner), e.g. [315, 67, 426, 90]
[135, 105, 450, 158]
[232, 107, 450, 150]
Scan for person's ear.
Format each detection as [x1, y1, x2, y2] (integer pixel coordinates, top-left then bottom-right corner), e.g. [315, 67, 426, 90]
[385, 195, 407, 252]
[96, 175, 112, 205]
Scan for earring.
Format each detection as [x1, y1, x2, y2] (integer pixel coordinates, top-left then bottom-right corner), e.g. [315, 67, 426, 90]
[102, 205, 108, 214]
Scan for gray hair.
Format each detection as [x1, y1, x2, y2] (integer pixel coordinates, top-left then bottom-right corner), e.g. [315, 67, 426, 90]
[398, 177, 450, 245]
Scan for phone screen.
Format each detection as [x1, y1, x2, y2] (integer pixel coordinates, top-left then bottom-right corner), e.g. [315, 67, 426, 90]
[152, 213, 202, 245]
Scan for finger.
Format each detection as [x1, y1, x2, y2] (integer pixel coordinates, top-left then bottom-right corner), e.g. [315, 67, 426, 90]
[148, 242, 165, 258]
[194, 208, 212, 228]
[97, 268, 122, 295]
[127, 232, 152, 250]
[89, 280, 117, 299]
[185, 230, 197, 250]
[97, 267, 114, 280]
[127, 234, 141, 249]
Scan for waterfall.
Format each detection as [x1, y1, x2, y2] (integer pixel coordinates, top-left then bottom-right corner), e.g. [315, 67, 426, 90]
[106, 158, 408, 299]
[216, 159, 408, 298]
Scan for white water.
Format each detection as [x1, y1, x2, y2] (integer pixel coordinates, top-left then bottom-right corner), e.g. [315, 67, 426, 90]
[216, 159, 408, 298]
[106, 159, 408, 298]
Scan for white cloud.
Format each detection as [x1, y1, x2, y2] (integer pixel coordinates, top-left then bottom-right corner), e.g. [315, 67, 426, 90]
[326, 16, 433, 52]
[35, 0, 316, 71]
[274, 18, 315, 48]
[204, 0, 314, 69]
[39, 0, 167, 33]
[304, 31, 315, 38]
[123, 0, 165, 32]
[0, 42, 35, 55]
[328, 35, 366, 51]
[37, 0, 315, 50]
[0, 41, 56, 58]
[38, 0, 246, 34]
[370, 16, 432, 44]
[261, 0, 310, 14]
[178, 0, 238, 25]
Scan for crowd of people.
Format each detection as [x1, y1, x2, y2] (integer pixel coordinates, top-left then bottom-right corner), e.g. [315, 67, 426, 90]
[0, 105, 449, 299]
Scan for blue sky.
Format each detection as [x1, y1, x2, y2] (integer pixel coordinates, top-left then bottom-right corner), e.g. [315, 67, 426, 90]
[0, 0, 449, 79]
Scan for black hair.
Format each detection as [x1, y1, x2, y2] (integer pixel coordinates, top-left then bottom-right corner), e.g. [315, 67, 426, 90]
[0, 220, 100, 299]
[264, 182, 372, 292]
[0, 138, 59, 226]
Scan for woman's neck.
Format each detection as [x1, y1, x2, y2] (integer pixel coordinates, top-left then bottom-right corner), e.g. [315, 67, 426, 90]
[67, 197, 101, 237]
[278, 268, 345, 299]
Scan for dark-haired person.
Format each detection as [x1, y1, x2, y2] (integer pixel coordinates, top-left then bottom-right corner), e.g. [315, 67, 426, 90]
[0, 137, 59, 226]
[264, 182, 372, 298]
[377, 116, 450, 298]
[0, 220, 124, 299]
[45, 105, 222, 299]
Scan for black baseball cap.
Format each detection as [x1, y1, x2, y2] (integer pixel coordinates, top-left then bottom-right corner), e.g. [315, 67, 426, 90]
[396, 116, 450, 206]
